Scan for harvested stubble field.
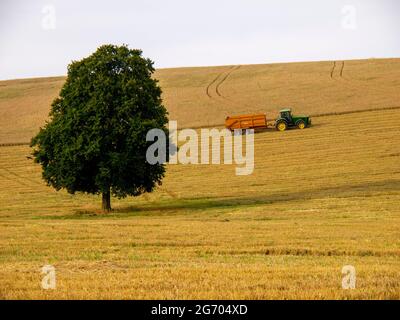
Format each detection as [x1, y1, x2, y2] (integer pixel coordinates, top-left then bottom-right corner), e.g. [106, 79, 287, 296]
[0, 58, 399, 299]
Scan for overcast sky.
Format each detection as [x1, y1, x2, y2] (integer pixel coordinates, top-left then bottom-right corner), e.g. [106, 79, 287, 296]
[0, 0, 399, 80]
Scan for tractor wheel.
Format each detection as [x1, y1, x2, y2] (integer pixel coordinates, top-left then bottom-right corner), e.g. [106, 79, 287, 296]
[276, 121, 287, 132]
[297, 120, 306, 130]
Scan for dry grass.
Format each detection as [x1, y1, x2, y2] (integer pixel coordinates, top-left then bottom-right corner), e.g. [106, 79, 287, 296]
[0, 77, 64, 144]
[0, 59, 400, 299]
[156, 58, 400, 128]
[1, 58, 400, 144]
[0, 59, 399, 299]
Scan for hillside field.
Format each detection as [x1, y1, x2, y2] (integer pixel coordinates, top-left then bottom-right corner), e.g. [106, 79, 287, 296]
[1, 58, 400, 143]
[0, 58, 399, 299]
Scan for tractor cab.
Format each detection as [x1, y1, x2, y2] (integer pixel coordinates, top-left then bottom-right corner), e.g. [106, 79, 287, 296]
[279, 109, 293, 124]
[276, 108, 311, 131]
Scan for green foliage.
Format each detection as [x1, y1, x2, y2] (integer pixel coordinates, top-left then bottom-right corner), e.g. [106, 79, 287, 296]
[31, 44, 168, 205]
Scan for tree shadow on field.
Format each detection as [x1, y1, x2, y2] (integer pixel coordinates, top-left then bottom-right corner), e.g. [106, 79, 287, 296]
[57, 179, 400, 220]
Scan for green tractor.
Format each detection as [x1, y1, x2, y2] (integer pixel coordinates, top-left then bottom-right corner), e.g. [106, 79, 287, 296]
[276, 108, 311, 132]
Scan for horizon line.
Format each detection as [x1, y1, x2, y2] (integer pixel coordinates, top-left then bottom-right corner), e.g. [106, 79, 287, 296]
[1, 56, 399, 82]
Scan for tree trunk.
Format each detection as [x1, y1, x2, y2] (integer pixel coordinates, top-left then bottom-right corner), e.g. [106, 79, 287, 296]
[102, 190, 111, 212]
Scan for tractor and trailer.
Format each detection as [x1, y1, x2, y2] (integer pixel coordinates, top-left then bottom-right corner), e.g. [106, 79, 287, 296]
[225, 108, 311, 132]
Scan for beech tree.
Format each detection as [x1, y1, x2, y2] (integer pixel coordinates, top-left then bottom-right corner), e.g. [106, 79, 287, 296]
[31, 44, 168, 211]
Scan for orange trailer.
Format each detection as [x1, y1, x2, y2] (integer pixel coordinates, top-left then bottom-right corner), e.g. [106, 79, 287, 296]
[225, 114, 271, 131]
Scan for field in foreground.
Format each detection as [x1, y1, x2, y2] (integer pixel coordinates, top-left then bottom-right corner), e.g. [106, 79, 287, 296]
[1, 107, 399, 299]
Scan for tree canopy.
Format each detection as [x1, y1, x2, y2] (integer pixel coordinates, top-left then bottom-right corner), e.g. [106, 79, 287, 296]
[31, 44, 168, 211]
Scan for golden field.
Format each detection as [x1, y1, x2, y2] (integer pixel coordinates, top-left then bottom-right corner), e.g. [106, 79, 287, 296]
[0, 59, 399, 299]
[1, 58, 400, 144]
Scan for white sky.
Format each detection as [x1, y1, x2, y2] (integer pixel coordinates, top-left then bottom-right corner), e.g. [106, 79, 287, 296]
[0, 0, 399, 80]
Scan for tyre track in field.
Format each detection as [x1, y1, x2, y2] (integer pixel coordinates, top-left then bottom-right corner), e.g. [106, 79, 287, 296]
[330, 60, 381, 96]
[334, 60, 395, 98]
[330, 61, 345, 79]
[0, 168, 33, 188]
[208, 65, 255, 114]
[205, 65, 247, 115]
[205, 70, 228, 98]
[215, 65, 241, 97]
[340, 61, 345, 77]
[330, 61, 337, 79]
[2, 167, 45, 188]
